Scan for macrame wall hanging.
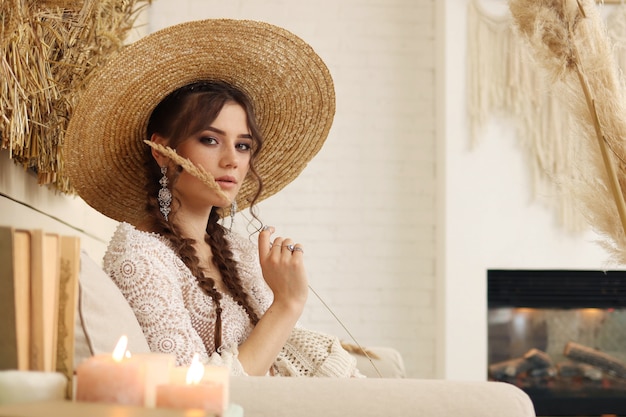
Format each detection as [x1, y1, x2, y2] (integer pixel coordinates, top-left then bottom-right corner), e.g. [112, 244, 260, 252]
[0, 0, 151, 193]
[467, 0, 626, 233]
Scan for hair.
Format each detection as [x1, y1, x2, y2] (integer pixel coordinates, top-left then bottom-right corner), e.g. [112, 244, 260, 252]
[143, 80, 264, 352]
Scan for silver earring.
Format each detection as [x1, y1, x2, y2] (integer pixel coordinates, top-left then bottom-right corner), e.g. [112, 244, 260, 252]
[158, 166, 172, 221]
[229, 200, 237, 232]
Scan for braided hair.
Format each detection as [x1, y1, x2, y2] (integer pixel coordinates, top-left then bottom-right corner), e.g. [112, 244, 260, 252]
[143, 81, 264, 351]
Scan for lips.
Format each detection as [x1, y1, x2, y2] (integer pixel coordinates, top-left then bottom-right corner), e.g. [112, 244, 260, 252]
[215, 175, 237, 184]
[215, 175, 238, 189]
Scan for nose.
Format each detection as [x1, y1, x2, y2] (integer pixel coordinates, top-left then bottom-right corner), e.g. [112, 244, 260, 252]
[220, 145, 238, 168]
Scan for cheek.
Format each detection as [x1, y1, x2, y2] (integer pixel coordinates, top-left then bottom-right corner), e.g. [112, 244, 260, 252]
[187, 150, 217, 170]
[177, 171, 204, 188]
[240, 154, 251, 172]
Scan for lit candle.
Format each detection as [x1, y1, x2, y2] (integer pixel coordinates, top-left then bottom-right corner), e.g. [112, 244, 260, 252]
[156, 354, 224, 414]
[75, 335, 146, 406]
[201, 364, 229, 408]
[169, 361, 229, 406]
[0, 371, 67, 405]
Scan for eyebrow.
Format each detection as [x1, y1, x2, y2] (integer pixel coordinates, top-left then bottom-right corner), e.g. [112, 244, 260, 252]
[206, 126, 253, 139]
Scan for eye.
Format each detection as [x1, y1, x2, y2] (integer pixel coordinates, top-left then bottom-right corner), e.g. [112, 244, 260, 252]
[199, 136, 218, 145]
[236, 142, 252, 152]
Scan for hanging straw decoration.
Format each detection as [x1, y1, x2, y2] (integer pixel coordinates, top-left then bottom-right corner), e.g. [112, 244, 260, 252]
[467, 0, 588, 232]
[509, 0, 626, 265]
[0, 0, 151, 192]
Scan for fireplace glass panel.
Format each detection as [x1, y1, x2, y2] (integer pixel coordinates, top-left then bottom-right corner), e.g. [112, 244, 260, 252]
[489, 307, 626, 366]
[487, 269, 626, 416]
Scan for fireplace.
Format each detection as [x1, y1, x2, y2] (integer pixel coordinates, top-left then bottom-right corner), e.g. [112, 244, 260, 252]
[487, 269, 626, 416]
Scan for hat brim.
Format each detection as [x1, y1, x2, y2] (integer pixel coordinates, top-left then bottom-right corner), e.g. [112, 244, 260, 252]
[65, 19, 335, 224]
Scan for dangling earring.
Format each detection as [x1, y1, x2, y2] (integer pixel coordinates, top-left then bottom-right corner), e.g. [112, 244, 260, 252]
[158, 166, 172, 221]
[229, 200, 237, 232]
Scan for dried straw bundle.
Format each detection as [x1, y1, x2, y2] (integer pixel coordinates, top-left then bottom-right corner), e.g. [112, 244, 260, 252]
[0, 0, 151, 192]
[509, 0, 626, 265]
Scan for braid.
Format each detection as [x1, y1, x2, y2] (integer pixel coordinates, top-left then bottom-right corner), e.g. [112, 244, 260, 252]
[206, 210, 260, 325]
[144, 156, 224, 350]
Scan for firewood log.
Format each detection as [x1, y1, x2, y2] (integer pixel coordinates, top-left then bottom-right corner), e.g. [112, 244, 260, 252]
[489, 357, 532, 379]
[523, 348, 553, 368]
[557, 361, 603, 381]
[564, 342, 626, 379]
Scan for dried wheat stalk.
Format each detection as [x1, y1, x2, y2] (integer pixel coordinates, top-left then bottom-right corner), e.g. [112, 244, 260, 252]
[340, 342, 380, 360]
[143, 141, 230, 203]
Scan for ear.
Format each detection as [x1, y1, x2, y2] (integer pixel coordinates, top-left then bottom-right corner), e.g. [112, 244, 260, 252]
[150, 133, 170, 167]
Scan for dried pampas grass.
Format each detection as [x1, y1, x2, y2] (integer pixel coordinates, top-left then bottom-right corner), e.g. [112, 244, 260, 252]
[509, 0, 626, 265]
[0, 0, 151, 192]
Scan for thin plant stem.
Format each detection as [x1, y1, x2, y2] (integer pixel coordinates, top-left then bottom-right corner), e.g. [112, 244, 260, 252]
[308, 285, 383, 378]
[572, 40, 626, 237]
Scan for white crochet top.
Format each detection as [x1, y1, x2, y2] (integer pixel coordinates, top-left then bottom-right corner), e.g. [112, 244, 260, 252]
[103, 222, 359, 377]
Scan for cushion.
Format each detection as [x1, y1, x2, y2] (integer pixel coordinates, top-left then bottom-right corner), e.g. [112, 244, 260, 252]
[230, 377, 536, 417]
[74, 250, 150, 368]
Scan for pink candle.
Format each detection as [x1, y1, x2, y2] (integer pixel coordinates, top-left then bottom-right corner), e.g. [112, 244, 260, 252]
[201, 365, 229, 408]
[134, 352, 175, 407]
[156, 354, 224, 414]
[75, 335, 146, 406]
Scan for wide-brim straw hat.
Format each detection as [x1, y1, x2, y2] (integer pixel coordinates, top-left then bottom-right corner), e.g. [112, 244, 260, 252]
[64, 19, 335, 225]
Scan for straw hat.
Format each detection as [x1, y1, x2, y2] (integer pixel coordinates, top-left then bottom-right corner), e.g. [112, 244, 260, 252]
[64, 19, 335, 225]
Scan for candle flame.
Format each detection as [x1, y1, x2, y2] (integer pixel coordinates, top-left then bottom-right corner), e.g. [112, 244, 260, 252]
[112, 335, 128, 362]
[186, 353, 204, 385]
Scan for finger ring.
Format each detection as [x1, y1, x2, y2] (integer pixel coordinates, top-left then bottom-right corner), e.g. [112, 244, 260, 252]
[285, 244, 295, 252]
[293, 247, 304, 253]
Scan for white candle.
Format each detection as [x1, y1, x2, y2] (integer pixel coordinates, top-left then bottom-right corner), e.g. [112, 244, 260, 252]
[75, 335, 146, 406]
[0, 371, 67, 405]
[156, 354, 224, 414]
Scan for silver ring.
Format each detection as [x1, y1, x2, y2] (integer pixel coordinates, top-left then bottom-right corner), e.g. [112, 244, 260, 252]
[293, 247, 304, 254]
[285, 244, 295, 252]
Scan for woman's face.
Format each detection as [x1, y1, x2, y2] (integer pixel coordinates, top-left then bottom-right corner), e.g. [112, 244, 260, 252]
[172, 101, 252, 212]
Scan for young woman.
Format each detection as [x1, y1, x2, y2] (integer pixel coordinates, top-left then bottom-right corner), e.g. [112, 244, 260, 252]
[64, 19, 360, 377]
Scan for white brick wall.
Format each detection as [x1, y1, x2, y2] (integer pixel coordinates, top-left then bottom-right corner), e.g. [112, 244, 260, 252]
[148, 0, 438, 377]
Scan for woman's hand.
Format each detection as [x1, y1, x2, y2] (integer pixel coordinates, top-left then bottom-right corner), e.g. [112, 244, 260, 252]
[236, 225, 309, 375]
[257, 225, 308, 313]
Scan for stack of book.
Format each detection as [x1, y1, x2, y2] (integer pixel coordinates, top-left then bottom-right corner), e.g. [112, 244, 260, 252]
[0, 226, 80, 397]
